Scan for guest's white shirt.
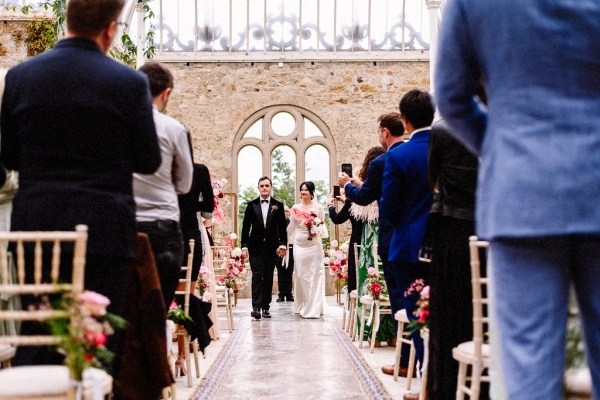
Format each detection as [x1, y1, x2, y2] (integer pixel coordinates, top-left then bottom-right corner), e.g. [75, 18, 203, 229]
[133, 105, 193, 222]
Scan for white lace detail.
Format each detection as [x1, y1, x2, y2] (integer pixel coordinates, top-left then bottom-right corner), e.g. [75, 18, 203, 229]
[349, 202, 379, 223]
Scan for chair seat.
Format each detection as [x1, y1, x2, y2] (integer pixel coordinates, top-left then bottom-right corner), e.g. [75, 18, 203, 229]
[395, 309, 409, 323]
[452, 341, 491, 364]
[0, 365, 111, 398]
[564, 367, 592, 396]
[0, 344, 15, 362]
[349, 290, 358, 299]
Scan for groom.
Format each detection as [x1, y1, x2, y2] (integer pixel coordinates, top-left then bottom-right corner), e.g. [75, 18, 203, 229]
[241, 176, 287, 319]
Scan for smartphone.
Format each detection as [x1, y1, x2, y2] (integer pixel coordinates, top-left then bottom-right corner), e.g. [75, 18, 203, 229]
[341, 163, 353, 177]
[333, 185, 341, 197]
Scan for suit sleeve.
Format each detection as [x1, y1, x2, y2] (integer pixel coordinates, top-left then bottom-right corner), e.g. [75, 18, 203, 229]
[0, 69, 19, 171]
[380, 152, 405, 227]
[240, 202, 253, 249]
[328, 200, 352, 224]
[435, 0, 486, 155]
[196, 164, 215, 217]
[128, 74, 162, 174]
[172, 125, 193, 194]
[343, 156, 384, 206]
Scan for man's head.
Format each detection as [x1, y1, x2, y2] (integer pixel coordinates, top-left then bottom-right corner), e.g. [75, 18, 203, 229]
[377, 112, 404, 150]
[138, 63, 174, 112]
[257, 176, 273, 199]
[399, 89, 435, 133]
[66, 0, 125, 51]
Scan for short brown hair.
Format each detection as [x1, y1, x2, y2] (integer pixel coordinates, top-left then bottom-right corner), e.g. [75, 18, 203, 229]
[67, 0, 125, 39]
[138, 62, 174, 97]
[377, 112, 404, 137]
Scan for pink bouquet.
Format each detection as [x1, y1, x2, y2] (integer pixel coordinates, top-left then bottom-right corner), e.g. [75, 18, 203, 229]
[290, 207, 325, 240]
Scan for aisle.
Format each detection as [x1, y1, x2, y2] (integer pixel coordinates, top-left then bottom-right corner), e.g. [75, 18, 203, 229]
[177, 297, 418, 400]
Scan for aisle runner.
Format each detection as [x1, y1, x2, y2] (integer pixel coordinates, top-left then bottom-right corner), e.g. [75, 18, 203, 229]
[330, 325, 392, 400]
[190, 329, 245, 400]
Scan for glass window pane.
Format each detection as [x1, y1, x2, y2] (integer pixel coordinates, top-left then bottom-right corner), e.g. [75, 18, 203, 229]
[271, 112, 296, 136]
[248, 0, 266, 51]
[243, 118, 263, 139]
[304, 117, 324, 138]
[300, 0, 319, 51]
[305, 145, 330, 204]
[237, 145, 263, 223]
[271, 145, 297, 208]
[230, 0, 248, 52]
[319, 0, 336, 51]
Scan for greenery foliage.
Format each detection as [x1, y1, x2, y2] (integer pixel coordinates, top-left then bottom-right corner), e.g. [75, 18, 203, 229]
[25, 19, 57, 56]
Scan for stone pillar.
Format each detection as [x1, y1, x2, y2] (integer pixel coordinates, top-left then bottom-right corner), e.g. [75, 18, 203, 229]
[425, 0, 442, 95]
[135, 2, 145, 68]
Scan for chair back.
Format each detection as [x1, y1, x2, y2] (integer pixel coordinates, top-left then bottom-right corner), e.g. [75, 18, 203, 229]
[211, 245, 232, 279]
[0, 225, 88, 347]
[469, 236, 490, 359]
[175, 240, 195, 314]
[353, 243, 361, 290]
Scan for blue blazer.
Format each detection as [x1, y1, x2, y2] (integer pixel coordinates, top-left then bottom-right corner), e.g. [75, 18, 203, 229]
[0, 38, 161, 258]
[380, 130, 432, 263]
[435, 0, 600, 239]
[343, 153, 386, 206]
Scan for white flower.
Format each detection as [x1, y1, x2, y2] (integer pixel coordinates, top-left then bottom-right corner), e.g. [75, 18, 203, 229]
[221, 178, 228, 184]
[324, 257, 331, 265]
[231, 248, 243, 257]
[229, 232, 238, 240]
[213, 188, 220, 196]
[340, 242, 350, 252]
[313, 217, 322, 225]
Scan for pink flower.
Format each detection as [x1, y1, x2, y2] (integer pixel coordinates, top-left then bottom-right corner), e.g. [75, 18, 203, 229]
[199, 266, 209, 275]
[80, 291, 110, 317]
[367, 267, 377, 275]
[331, 240, 339, 248]
[418, 309, 429, 323]
[420, 285, 430, 299]
[169, 301, 178, 311]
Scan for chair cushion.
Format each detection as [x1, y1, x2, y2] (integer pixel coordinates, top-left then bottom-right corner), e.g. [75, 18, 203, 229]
[564, 368, 591, 395]
[0, 365, 70, 396]
[395, 309, 409, 323]
[0, 344, 15, 361]
[0, 365, 111, 397]
[453, 341, 491, 365]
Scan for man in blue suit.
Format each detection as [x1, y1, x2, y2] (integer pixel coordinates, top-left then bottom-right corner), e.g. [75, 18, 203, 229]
[0, 0, 161, 368]
[380, 89, 434, 375]
[435, 1, 600, 398]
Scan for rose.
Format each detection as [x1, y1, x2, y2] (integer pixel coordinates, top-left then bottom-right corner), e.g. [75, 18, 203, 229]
[323, 257, 331, 265]
[199, 266, 209, 275]
[231, 247, 243, 257]
[330, 240, 339, 248]
[371, 283, 381, 295]
[420, 285, 430, 299]
[271, 205, 278, 211]
[367, 267, 377, 275]
[313, 217, 322, 225]
[80, 291, 110, 317]
[229, 232, 238, 240]
[418, 309, 429, 323]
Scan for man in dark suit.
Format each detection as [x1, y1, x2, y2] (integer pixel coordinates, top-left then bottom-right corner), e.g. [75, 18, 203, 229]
[275, 206, 294, 302]
[241, 176, 287, 319]
[380, 89, 434, 378]
[0, 0, 160, 366]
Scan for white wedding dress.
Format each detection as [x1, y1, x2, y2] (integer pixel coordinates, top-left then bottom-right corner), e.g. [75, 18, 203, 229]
[287, 203, 327, 319]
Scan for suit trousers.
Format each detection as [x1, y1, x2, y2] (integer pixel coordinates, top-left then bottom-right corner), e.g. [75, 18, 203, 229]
[490, 235, 600, 400]
[276, 245, 294, 298]
[250, 249, 277, 311]
[384, 259, 430, 370]
[137, 220, 184, 311]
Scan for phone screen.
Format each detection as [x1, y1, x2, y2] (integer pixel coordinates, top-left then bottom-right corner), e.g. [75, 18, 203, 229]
[341, 163, 353, 177]
[333, 185, 341, 197]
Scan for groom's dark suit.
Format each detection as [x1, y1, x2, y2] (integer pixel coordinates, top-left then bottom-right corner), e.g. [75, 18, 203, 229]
[241, 197, 287, 312]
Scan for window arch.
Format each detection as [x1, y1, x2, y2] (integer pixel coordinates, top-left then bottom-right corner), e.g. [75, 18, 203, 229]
[233, 105, 335, 212]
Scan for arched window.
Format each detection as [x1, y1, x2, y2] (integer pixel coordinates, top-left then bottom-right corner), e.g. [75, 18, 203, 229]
[233, 105, 335, 220]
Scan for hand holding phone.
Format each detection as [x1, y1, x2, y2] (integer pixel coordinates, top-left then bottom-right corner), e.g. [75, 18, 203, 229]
[333, 185, 341, 197]
[341, 163, 353, 177]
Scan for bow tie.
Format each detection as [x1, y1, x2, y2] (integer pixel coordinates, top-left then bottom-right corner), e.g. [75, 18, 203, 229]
[261, 199, 269, 204]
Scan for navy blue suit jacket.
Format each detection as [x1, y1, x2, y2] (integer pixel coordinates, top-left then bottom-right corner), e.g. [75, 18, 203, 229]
[380, 131, 432, 263]
[0, 38, 161, 258]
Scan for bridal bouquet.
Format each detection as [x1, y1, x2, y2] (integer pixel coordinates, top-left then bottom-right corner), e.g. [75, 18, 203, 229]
[290, 207, 325, 240]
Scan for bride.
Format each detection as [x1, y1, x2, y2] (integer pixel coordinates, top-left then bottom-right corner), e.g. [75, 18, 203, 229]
[287, 181, 328, 318]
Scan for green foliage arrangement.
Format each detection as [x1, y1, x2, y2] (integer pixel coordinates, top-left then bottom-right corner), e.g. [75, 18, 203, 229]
[25, 19, 57, 56]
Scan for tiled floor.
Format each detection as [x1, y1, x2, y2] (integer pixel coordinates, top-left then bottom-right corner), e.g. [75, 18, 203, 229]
[171, 296, 422, 400]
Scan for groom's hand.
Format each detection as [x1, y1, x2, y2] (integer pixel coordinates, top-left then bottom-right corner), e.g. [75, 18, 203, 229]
[242, 248, 249, 259]
[276, 248, 286, 258]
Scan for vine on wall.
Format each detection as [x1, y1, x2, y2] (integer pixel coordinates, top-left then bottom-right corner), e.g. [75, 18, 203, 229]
[25, 19, 57, 56]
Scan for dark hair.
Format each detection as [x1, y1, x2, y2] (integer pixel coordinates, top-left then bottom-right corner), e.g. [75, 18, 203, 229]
[258, 176, 272, 186]
[138, 62, 174, 97]
[377, 112, 404, 137]
[300, 181, 315, 200]
[67, 0, 125, 39]
[359, 146, 386, 181]
[399, 89, 435, 129]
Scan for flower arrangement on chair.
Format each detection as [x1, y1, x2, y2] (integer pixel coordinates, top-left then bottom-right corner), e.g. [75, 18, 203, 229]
[216, 247, 248, 290]
[196, 265, 211, 297]
[47, 291, 126, 381]
[211, 177, 227, 225]
[363, 266, 388, 301]
[404, 278, 430, 333]
[289, 207, 326, 240]
[325, 239, 349, 284]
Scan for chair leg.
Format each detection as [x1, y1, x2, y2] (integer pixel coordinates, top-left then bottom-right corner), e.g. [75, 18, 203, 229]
[191, 339, 201, 378]
[348, 299, 356, 337]
[406, 339, 416, 390]
[471, 362, 482, 400]
[369, 304, 379, 353]
[456, 361, 467, 400]
[184, 335, 192, 387]
[393, 321, 403, 381]
[359, 304, 368, 349]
